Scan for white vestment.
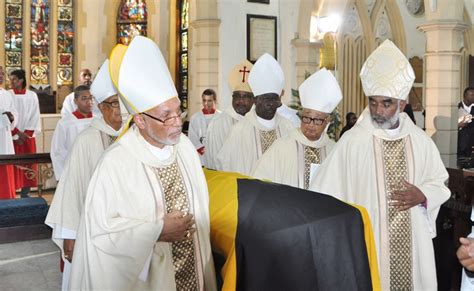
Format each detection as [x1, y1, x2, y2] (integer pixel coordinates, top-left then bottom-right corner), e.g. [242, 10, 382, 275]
[50, 114, 93, 180]
[252, 128, 335, 189]
[9, 89, 41, 138]
[0, 89, 17, 154]
[45, 118, 119, 290]
[216, 109, 293, 176]
[277, 103, 301, 128]
[61, 92, 101, 118]
[188, 109, 220, 167]
[309, 109, 450, 290]
[205, 106, 244, 170]
[69, 125, 217, 291]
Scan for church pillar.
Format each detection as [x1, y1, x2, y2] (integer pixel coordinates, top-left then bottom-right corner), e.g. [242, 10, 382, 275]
[188, 0, 220, 117]
[291, 38, 321, 86]
[418, 0, 468, 167]
[0, 0, 5, 70]
[292, 0, 320, 87]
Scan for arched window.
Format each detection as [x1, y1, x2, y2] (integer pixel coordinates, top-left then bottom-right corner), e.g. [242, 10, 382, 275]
[57, 0, 74, 87]
[5, 0, 74, 88]
[117, 0, 147, 45]
[30, 0, 50, 86]
[177, 0, 189, 110]
[4, 0, 24, 79]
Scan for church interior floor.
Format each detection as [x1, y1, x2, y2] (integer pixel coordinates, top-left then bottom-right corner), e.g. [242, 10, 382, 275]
[0, 239, 61, 290]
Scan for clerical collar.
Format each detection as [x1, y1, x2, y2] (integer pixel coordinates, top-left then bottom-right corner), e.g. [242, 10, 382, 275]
[13, 88, 26, 94]
[202, 108, 216, 115]
[462, 101, 473, 113]
[384, 124, 401, 137]
[256, 114, 276, 129]
[72, 110, 93, 119]
[144, 140, 173, 161]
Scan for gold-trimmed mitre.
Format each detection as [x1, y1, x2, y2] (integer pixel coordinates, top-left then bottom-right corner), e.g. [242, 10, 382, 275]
[109, 36, 178, 114]
[359, 40, 415, 101]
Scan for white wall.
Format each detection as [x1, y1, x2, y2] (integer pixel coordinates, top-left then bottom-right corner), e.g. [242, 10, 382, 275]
[466, 0, 474, 23]
[395, 0, 426, 59]
[396, 0, 428, 129]
[78, 0, 110, 76]
[218, 0, 300, 110]
[77, 1, 165, 79]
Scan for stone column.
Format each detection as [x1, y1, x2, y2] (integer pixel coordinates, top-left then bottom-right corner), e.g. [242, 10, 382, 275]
[188, 0, 220, 117]
[418, 0, 468, 167]
[0, 0, 6, 69]
[291, 38, 321, 86]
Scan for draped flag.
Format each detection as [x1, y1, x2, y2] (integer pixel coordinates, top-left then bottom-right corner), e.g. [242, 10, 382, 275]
[206, 169, 381, 290]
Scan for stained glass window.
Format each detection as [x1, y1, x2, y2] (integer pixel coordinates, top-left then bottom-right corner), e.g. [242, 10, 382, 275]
[57, 0, 74, 86]
[30, 0, 50, 86]
[4, 0, 24, 84]
[117, 0, 147, 45]
[177, 0, 189, 110]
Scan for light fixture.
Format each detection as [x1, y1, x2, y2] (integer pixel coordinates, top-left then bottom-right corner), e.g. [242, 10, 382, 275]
[310, 14, 341, 42]
[318, 14, 341, 34]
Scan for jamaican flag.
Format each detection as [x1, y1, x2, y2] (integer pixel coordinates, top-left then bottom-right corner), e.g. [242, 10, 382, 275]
[205, 169, 380, 291]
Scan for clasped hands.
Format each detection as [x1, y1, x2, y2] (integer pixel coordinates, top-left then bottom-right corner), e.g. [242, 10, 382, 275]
[389, 180, 426, 211]
[14, 131, 30, 145]
[158, 210, 195, 242]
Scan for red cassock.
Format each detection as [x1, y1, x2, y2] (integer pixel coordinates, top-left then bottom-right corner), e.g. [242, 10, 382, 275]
[0, 165, 16, 199]
[12, 129, 37, 189]
[9, 88, 41, 190]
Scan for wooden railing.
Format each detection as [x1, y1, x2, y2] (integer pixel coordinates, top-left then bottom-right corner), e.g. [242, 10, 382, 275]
[458, 156, 474, 169]
[0, 153, 54, 197]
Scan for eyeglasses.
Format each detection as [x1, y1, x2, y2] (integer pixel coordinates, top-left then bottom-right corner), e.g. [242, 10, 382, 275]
[301, 116, 328, 125]
[141, 111, 187, 126]
[101, 100, 120, 108]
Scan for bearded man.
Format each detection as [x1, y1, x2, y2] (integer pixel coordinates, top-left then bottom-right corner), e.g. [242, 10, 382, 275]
[309, 40, 450, 290]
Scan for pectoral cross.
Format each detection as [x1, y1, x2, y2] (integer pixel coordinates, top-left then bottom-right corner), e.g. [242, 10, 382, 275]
[239, 66, 250, 83]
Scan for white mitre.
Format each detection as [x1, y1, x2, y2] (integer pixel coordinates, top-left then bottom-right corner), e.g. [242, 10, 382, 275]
[248, 53, 284, 96]
[299, 68, 342, 113]
[90, 59, 118, 103]
[359, 39, 415, 100]
[109, 36, 178, 114]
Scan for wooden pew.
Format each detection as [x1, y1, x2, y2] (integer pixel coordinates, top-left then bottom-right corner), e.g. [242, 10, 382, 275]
[0, 153, 54, 243]
[0, 153, 54, 197]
